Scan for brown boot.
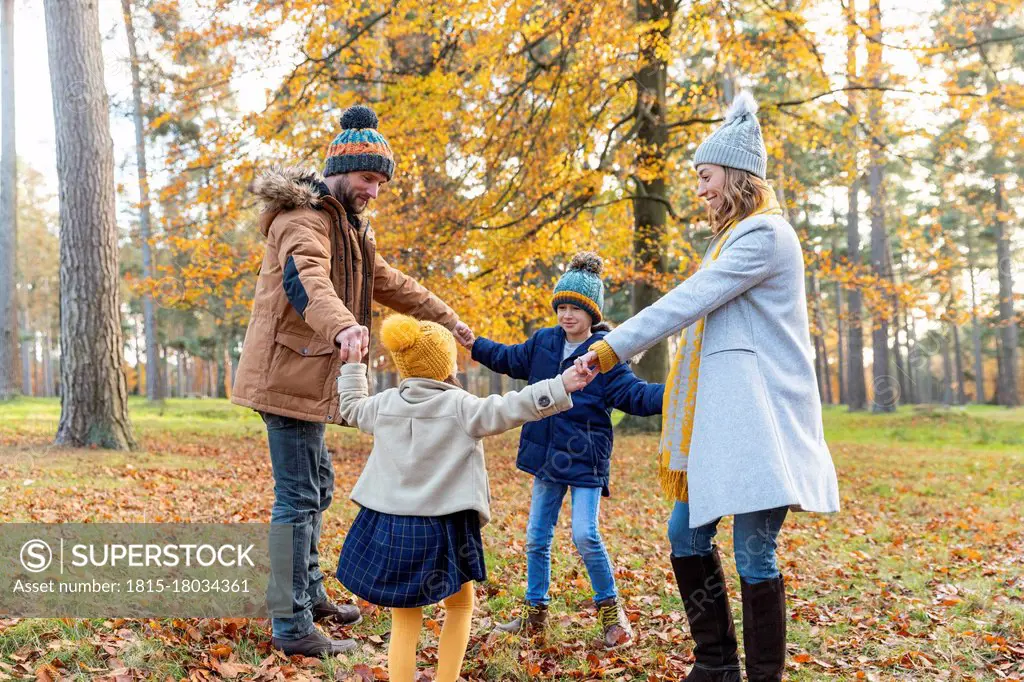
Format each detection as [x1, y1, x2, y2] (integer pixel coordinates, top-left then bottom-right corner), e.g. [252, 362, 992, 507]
[494, 602, 548, 635]
[741, 576, 786, 682]
[271, 628, 358, 656]
[311, 599, 363, 626]
[595, 598, 634, 649]
[671, 551, 742, 682]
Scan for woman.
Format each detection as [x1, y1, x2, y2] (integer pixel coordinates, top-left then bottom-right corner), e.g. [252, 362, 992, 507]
[578, 92, 840, 682]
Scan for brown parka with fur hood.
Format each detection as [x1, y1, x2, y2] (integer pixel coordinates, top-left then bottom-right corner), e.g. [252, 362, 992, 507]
[231, 167, 458, 423]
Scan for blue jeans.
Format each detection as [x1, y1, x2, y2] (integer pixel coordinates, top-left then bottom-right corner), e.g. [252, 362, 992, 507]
[525, 478, 617, 605]
[667, 502, 788, 584]
[262, 412, 335, 640]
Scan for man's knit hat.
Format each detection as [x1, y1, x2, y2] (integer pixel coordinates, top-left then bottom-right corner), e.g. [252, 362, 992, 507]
[380, 314, 457, 382]
[324, 105, 395, 181]
[551, 252, 604, 323]
[693, 92, 767, 179]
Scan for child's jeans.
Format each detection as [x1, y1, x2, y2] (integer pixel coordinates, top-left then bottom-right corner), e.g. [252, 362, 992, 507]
[525, 477, 617, 605]
[667, 501, 788, 583]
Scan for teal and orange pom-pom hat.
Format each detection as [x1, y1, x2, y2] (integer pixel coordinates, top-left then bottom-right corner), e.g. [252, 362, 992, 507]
[323, 105, 395, 181]
[551, 252, 605, 323]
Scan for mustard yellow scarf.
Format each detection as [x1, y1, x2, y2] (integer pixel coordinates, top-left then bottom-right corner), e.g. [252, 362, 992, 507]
[658, 193, 783, 502]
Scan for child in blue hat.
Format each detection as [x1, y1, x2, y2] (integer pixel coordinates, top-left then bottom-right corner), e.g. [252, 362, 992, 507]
[469, 252, 665, 649]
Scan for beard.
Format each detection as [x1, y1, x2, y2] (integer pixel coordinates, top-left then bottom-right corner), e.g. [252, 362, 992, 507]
[332, 177, 369, 215]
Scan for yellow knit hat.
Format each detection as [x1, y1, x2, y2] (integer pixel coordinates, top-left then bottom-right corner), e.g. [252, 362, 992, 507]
[380, 314, 458, 382]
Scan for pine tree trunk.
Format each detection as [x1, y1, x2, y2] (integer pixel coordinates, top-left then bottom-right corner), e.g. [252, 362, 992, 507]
[0, 0, 17, 400]
[965, 223, 986, 403]
[941, 331, 954, 406]
[621, 0, 675, 432]
[866, 0, 893, 412]
[834, 279, 847, 405]
[993, 178, 1019, 406]
[43, 328, 54, 396]
[844, 0, 867, 411]
[45, 0, 136, 449]
[952, 321, 966, 404]
[489, 367, 503, 395]
[19, 305, 31, 395]
[121, 0, 160, 401]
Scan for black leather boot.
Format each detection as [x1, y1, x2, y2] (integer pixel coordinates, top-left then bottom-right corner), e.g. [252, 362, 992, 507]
[671, 550, 742, 682]
[741, 576, 787, 682]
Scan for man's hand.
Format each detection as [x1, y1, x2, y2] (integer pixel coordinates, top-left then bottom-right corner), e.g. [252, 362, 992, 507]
[453, 320, 475, 349]
[335, 325, 369, 363]
[561, 363, 597, 393]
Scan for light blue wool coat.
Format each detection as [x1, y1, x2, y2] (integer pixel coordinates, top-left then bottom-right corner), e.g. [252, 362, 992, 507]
[602, 213, 841, 528]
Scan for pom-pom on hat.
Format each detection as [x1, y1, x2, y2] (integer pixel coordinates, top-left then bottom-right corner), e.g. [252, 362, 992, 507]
[324, 105, 395, 180]
[692, 91, 768, 179]
[380, 314, 457, 382]
[551, 252, 605, 323]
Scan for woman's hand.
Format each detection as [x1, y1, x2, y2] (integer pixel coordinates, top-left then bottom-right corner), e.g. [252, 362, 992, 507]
[561, 363, 597, 393]
[575, 350, 599, 374]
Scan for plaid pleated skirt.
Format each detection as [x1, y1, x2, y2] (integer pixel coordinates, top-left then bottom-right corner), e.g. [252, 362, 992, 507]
[335, 507, 486, 608]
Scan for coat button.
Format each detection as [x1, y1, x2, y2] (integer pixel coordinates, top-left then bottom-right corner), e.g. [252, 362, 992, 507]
[538, 396, 551, 408]
[301, 348, 308, 355]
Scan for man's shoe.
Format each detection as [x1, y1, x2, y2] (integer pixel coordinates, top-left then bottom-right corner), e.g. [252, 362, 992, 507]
[494, 602, 548, 635]
[271, 629, 358, 656]
[595, 597, 633, 650]
[312, 599, 363, 626]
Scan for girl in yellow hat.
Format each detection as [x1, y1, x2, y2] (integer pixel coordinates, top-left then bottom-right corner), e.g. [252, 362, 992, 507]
[334, 314, 595, 681]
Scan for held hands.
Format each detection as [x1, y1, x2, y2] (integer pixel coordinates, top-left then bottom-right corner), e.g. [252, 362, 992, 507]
[561, 363, 597, 393]
[574, 350, 599, 375]
[453, 320, 475, 349]
[335, 325, 370, 363]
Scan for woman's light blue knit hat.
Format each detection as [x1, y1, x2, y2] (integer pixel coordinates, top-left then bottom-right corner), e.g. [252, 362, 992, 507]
[551, 252, 604, 323]
[693, 91, 767, 179]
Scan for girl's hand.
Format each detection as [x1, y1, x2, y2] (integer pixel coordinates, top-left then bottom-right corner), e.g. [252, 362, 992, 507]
[561, 364, 597, 393]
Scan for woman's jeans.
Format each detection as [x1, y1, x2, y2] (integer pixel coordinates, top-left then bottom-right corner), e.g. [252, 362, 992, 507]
[261, 412, 335, 640]
[668, 501, 788, 584]
[525, 477, 617, 605]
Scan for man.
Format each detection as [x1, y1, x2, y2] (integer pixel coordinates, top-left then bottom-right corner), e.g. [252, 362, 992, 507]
[232, 104, 474, 656]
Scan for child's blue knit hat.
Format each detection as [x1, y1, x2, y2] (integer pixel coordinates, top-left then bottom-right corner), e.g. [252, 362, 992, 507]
[551, 252, 604, 323]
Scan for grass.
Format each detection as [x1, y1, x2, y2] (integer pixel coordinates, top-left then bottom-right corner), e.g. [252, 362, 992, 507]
[0, 397, 1022, 680]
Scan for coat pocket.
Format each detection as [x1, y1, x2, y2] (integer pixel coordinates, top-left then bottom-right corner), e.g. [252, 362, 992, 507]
[687, 349, 797, 527]
[265, 330, 338, 401]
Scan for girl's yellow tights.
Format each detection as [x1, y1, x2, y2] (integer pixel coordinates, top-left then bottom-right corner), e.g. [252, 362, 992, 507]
[388, 581, 474, 682]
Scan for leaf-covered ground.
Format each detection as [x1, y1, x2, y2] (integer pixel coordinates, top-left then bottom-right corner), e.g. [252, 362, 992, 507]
[1, 398, 1022, 681]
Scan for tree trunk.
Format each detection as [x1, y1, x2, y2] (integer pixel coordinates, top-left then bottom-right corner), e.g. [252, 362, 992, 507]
[809, 270, 832, 404]
[866, 0, 893, 412]
[45, 0, 136, 449]
[844, 0, 867, 411]
[623, 0, 674, 432]
[19, 305, 31, 395]
[952, 321, 966, 404]
[834, 279, 847, 405]
[121, 0, 160, 401]
[489, 367, 503, 395]
[965, 222, 986, 403]
[993, 178, 1019, 406]
[43, 327, 54, 396]
[941, 331, 954, 405]
[0, 0, 17, 399]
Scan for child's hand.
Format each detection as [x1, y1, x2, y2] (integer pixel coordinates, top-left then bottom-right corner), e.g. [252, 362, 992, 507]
[561, 363, 596, 393]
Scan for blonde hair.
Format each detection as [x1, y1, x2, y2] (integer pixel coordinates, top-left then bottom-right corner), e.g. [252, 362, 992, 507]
[709, 167, 775, 233]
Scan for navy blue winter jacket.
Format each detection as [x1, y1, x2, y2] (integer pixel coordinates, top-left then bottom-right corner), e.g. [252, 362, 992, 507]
[472, 326, 664, 495]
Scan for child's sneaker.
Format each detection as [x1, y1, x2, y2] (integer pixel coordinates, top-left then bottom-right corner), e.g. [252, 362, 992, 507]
[595, 598, 633, 649]
[494, 602, 548, 635]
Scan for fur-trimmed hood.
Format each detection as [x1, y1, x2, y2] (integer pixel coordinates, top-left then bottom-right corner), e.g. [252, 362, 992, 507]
[253, 166, 332, 236]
